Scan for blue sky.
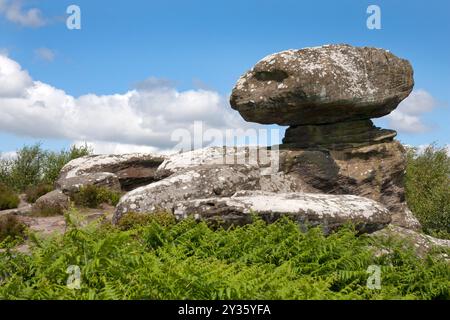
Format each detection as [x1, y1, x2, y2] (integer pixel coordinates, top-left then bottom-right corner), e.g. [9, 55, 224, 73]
[0, 0, 449, 154]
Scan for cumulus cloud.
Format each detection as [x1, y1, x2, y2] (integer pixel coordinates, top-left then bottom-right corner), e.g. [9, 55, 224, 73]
[0, 0, 46, 27]
[0, 54, 267, 154]
[385, 89, 437, 134]
[34, 47, 55, 62]
[73, 141, 173, 155]
[414, 144, 450, 157]
[0, 54, 33, 97]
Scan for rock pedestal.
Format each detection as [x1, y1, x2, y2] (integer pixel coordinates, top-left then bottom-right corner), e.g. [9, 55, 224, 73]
[282, 120, 396, 150]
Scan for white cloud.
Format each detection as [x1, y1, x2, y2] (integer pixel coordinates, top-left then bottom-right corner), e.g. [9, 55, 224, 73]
[0, 0, 46, 27]
[0, 54, 33, 97]
[34, 47, 55, 62]
[73, 141, 163, 155]
[416, 144, 450, 157]
[0, 150, 17, 160]
[384, 89, 437, 134]
[0, 54, 267, 154]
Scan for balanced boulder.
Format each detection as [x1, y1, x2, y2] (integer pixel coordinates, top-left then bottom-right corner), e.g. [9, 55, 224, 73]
[230, 44, 414, 126]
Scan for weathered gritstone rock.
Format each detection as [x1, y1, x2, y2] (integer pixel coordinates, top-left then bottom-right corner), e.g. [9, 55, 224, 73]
[113, 142, 418, 230]
[113, 164, 302, 224]
[371, 225, 450, 259]
[32, 190, 70, 215]
[57, 153, 166, 192]
[280, 141, 420, 230]
[113, 165, 260, 223]
[173, 190, 391, 233]
[391, 205, 421, 231]
[282, 120, 397, 150]
[230, 44, 413, 126]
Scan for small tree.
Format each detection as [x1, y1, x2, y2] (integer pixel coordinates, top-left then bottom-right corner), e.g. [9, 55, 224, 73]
[405, 144, 450, 238]
[8, 144, 46, 191]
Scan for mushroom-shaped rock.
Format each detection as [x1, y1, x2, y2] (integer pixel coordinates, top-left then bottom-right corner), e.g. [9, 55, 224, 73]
[230, 44, 414, 125]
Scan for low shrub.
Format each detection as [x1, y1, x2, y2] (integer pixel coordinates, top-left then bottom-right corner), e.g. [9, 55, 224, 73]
[0, 183, 20, 211]
[406, 145, 450, 238]
[71, 185, 121, 208]
[0, 214, 26, 244]
[25, 183, 53, 204]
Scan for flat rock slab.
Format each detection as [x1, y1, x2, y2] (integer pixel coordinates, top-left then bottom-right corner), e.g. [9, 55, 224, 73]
[230, 44, 414, 125]
[58, 153, 166, 192]
[173, 190, 391, 233]
[56, 172, 121, 194]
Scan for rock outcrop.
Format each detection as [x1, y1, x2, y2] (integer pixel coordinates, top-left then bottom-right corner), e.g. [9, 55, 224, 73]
[113, 164, 301, 223]
[39, 44, 422, 234]
[112, 142, 416, 230]
[280, 141, 417, 229]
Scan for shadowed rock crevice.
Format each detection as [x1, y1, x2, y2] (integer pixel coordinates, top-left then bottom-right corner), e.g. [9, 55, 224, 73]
[254, 70, 289, 82]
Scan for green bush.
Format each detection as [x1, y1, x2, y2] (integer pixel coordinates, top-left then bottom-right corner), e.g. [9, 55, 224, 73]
[41, 144, 92, 186]
[117, 212, 176, 230]
[0, 143, 92, 192]
[0, 216, 448, 300]
[405, 145, 450, 238]
[71, 185, 121, 208]
[25, 183, 54, 204]
[0, 183, 20, 210]
[3, 144, 45, 191]
[0, 214, 26, 245]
